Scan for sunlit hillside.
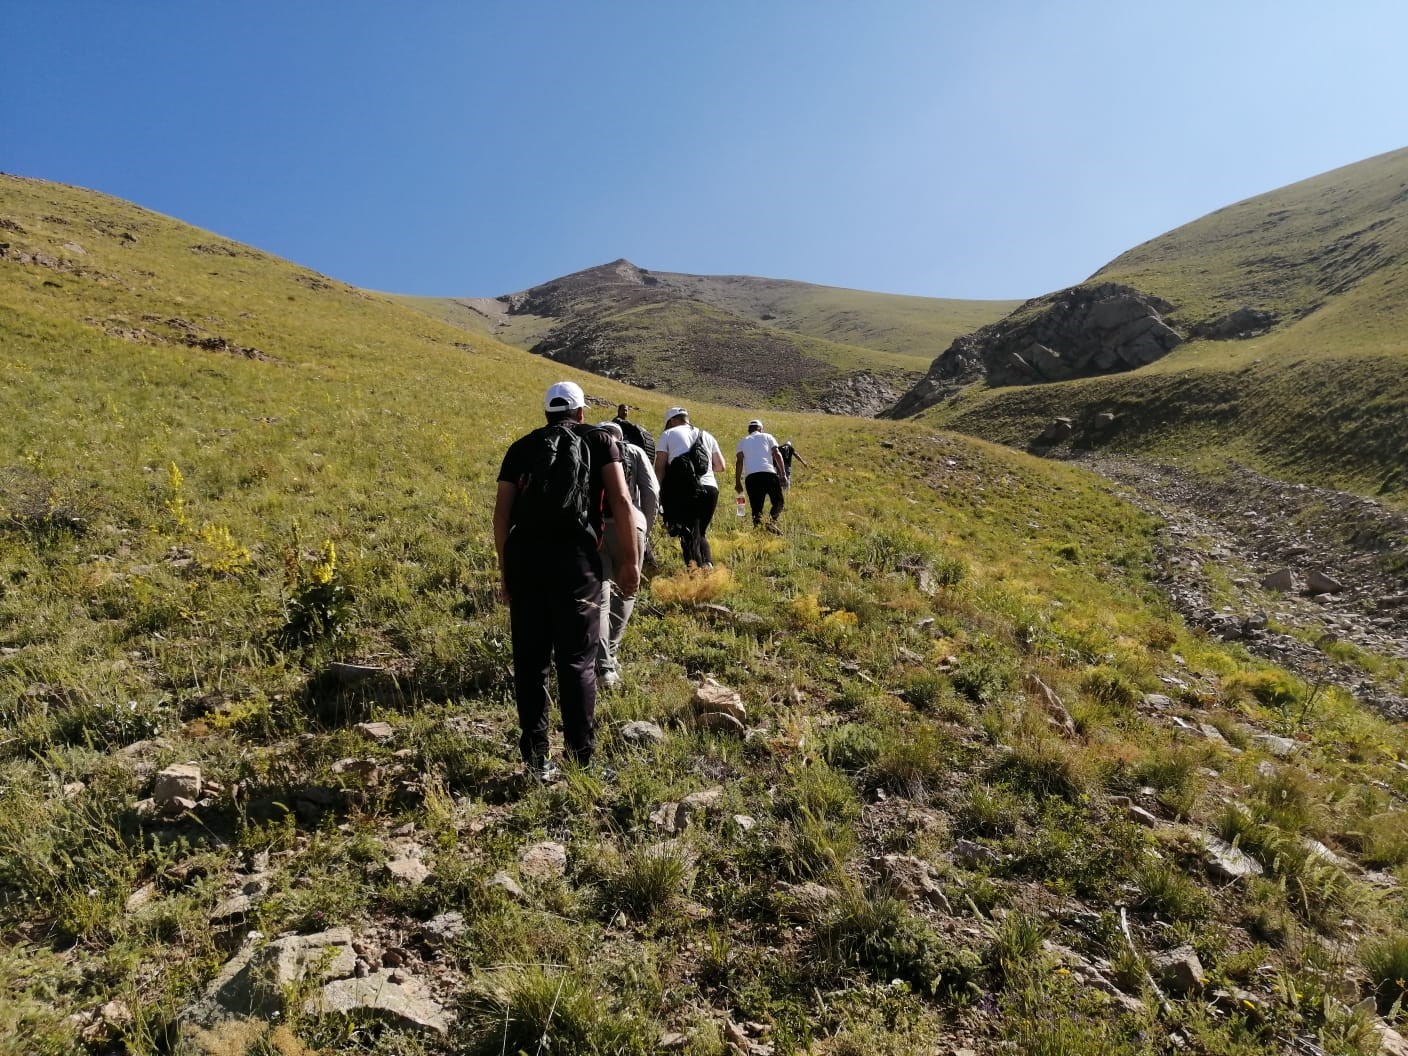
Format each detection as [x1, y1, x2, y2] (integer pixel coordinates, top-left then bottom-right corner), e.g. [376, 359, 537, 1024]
[3, 175, 1408, 1056]
[903, 147, 1408, 501]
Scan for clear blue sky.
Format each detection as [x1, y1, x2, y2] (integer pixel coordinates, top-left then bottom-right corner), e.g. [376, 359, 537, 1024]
[6, 1, 1407, 300]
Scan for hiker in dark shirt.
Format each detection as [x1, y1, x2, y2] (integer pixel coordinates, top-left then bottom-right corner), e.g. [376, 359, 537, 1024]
[493, 381, 639, 780]
[612, 403, 656, 462]
[777, 440, 809, 488]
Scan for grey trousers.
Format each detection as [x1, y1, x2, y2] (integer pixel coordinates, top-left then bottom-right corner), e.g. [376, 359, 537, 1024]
[598, 520, 646, 675]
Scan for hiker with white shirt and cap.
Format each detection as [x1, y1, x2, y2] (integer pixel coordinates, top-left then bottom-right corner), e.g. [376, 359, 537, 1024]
[734, 418, 788, 530]
[654, 406, 726, 568]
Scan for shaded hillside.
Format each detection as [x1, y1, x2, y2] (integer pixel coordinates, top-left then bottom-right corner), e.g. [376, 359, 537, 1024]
[5, 174, 1408, 1056]
[891, 147, 1408, 501]
[395, 261, 1017, 415]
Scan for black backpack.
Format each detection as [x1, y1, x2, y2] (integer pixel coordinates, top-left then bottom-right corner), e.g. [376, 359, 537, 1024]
[513, 423, 592, 534]
[616, 418, 655, 462]
[663, 428, 710, 502]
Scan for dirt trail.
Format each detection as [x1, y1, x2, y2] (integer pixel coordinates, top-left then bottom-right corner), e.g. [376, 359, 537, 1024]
[1076, 457, 1408, 720]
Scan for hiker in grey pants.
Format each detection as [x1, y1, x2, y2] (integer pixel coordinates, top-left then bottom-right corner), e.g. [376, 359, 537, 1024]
[596, 422, 658, 688]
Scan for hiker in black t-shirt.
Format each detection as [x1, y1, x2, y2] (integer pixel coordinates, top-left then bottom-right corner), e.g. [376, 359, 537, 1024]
[612, 403, 656, 463]
[493, 381, 639, 780]
[777, 440, 809, 488]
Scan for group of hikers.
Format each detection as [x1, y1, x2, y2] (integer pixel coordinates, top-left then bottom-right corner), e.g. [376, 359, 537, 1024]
[492, 381, 807, 780]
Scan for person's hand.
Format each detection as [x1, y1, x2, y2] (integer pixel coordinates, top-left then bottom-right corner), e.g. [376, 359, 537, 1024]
[617, 559, 641, 599]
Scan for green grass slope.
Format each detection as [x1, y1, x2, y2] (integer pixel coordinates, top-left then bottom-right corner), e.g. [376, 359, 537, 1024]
[911, 147, 1408, 500]
[644, 270, 1020, 361]
[4, 175, 1408, 1056]
[395, 261, 1018, 413]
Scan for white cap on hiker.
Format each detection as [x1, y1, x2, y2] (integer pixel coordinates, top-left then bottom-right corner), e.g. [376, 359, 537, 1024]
[544, 381, 585, 412]
[665, 406, 688, 427]
[748, 419, 763, 430]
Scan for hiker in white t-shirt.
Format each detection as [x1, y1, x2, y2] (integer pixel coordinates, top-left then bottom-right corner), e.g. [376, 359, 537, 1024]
[734, 419, 788, 530]
[653, 407, 726, 568]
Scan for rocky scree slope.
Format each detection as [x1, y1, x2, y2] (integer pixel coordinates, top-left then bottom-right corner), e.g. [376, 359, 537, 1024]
[1083, 457, 1408, 719]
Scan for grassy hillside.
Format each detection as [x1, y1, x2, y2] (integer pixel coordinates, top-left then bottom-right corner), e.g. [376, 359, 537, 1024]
[4, 175, 1408, 1056]
[643, 271, 1020, 361]
[394, 262, 1018, 413]
[909, 148, 1408, 501]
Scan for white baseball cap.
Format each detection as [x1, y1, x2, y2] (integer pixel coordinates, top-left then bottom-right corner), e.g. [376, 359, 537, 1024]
[664, 406, 688, 427]
[748, 419, 763, 429]
[544, 381, 585, 412]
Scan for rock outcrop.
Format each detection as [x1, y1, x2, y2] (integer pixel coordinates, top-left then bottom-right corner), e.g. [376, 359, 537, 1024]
[815, 371, 900, 417]
[887, 283, 1183, 418]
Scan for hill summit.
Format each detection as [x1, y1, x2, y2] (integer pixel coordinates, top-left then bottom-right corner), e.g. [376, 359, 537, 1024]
[396, 262, 1020, 415]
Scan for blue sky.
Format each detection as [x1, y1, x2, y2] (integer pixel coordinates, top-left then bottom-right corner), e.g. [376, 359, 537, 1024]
[6, 1, 1407, 300]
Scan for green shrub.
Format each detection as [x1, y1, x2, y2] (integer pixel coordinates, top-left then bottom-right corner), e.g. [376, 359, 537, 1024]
[897, 668, 948, 710]
[777, 761, 860, 823]
[1134, 860, 1212, 923]
[1362, 931, 1408, 1016]
[462, 966, 652, 1055]
[821, 723, 882, 774]
[1253, 766, 1320, 834]
[819, 889, 980, 996]
[988, 910, 1048, 983]
[1131, 747, 1204, 819]
[1224, 669, 1301, 712]
[993, 736, 1091, 803]
[594, 844, 691, 923]
[872, 723, 954, 798]
[777, 810, 857, 882]
[952, 652, 1014, 706]
[1005, 804, 1144, 901]
[956, 782, 1024, 837]
[1079, 665, 1140, 710]
[1361, 811, 1408, 869]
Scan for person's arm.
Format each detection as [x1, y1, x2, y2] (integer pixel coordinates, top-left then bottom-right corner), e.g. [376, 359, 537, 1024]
[771, 443, 787, 480]
[602, 462, 640, 596]
[653, 447, 668, 485]
[710, 437, 726, 474]
[492, 481, 516, 602]
[793, 449, 810, 468]
[635, 449, 659, 526]
[734, 450, 745, 492]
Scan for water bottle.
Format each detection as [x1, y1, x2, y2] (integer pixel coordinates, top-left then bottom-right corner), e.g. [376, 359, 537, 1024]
[735, 493, 747, 518]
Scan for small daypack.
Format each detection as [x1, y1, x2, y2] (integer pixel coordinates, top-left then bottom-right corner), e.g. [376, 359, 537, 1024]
[513, 423, 592, 534]
[663, 427, 710, 509]
[683, 427, 711, 478]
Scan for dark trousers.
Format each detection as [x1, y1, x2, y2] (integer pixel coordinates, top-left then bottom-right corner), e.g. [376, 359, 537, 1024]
[744, 472, 784, 524]
[503, 535, 602, 764]
[678, 486, 719, 567]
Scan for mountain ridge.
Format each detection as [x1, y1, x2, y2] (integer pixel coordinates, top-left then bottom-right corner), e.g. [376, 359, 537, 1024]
[393, 259, 1020, 415]
[886, 146, 1408, 501]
